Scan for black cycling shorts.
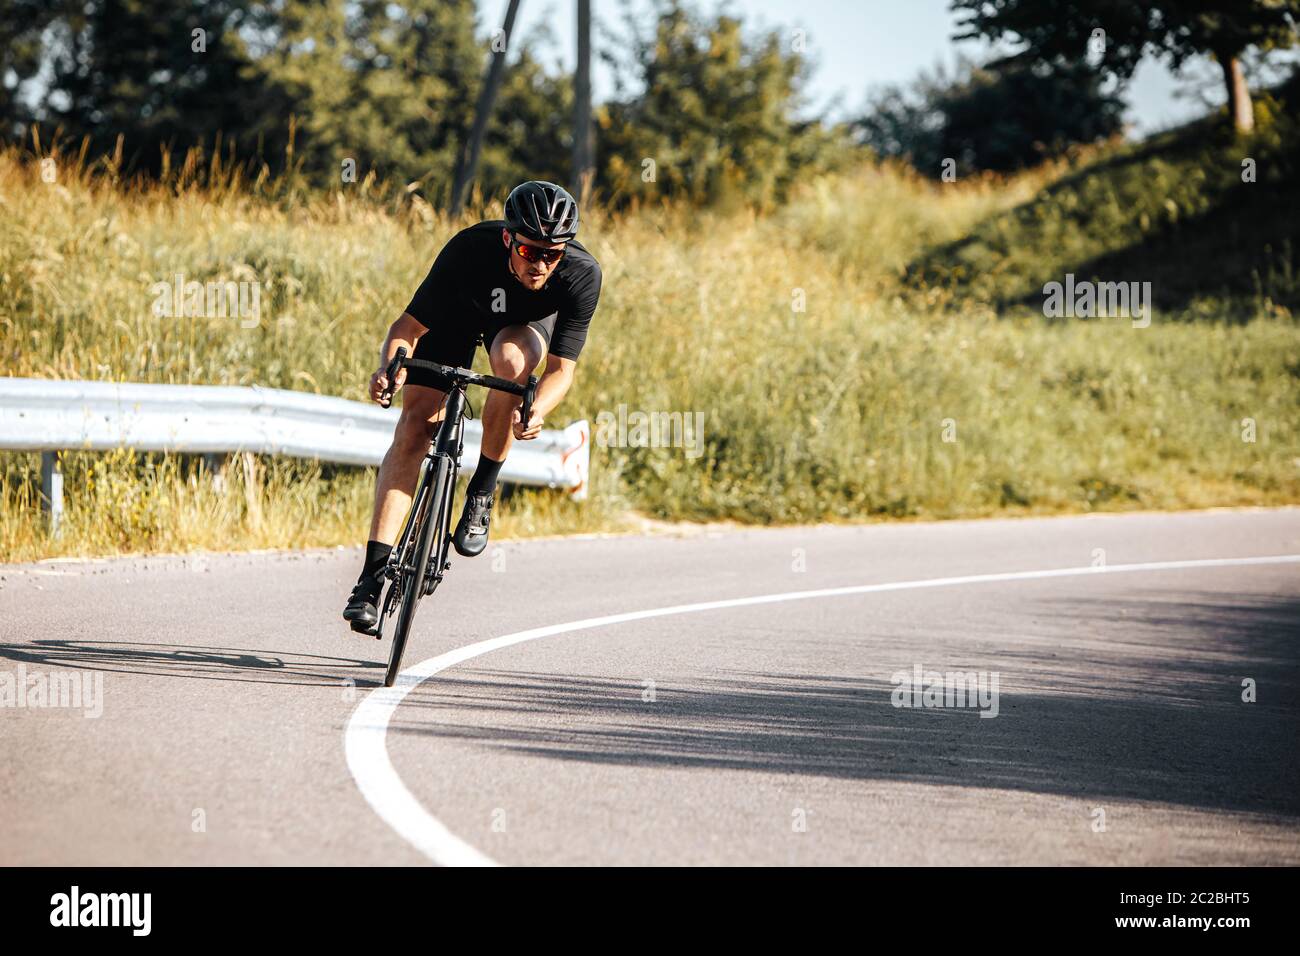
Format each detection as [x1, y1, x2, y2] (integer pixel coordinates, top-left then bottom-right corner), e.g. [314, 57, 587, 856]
[405, 311, 556, 392]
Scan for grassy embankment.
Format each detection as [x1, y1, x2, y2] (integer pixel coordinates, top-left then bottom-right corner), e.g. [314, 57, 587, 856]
[1, 99, 1296, 562]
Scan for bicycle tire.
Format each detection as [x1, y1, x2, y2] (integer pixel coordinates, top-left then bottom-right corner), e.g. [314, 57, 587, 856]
[418, 413, 463, 599]
[384, 454, 450, 686]
[374, 456, 429, 626]
[424, 453, 459, 597]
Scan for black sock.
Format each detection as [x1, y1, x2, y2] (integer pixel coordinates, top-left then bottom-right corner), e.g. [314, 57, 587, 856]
[361, 539, 393, 581]
[467, 453, 505, 498]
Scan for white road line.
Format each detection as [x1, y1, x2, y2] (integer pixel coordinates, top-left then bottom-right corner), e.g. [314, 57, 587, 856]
[344, 553, 1300, 866]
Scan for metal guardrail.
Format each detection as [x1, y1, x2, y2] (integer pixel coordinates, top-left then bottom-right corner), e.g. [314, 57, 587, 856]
[0, 377, 590, 536]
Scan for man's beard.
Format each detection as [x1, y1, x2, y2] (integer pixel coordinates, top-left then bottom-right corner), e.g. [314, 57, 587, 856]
[506, 254, 548, 290]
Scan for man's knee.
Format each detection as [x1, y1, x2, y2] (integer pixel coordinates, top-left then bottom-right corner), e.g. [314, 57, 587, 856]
[489, 331, 542, 383]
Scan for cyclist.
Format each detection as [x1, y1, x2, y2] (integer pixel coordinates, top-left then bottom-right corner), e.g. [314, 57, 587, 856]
[343, 180, 602, 630]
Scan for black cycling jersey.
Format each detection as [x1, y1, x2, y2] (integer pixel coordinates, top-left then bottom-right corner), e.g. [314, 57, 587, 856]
[403, 220, 602, 362]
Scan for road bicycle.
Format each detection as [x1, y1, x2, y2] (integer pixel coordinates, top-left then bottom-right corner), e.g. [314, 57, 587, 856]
[356, 346, 536, 687]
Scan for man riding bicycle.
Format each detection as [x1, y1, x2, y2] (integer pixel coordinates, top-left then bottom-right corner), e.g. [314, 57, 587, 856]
[343, 180, 602, 630]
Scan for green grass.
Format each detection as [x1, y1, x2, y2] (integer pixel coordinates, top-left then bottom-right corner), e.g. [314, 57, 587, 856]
[906, 86, 1300, 320]
[1, 104, 1297, 562]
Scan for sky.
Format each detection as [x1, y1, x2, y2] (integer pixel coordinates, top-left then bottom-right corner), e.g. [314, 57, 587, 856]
[479, 0, 1278, 137]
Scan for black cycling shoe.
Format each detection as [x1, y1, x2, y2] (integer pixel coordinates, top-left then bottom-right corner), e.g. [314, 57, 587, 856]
[342, 571, 384, 632]
[452, 491, 494, 557]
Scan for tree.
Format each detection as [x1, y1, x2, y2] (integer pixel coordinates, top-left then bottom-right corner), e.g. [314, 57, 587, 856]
[952, 0, 1300, 135]
[597, 0, 854, 208]
[477, 51, 574, 195]
[7, 0, 573, 197]
[1, 1, 68, 141]
[858, 58, 1126, 176]
[14, 0, 263, 161]
[243, 0, 573, 197]
[249, 0, 483, 195]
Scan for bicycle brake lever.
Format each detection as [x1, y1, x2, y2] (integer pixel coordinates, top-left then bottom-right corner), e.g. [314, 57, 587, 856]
[380, 346, 408, 409]
[520, 374, 538, 431]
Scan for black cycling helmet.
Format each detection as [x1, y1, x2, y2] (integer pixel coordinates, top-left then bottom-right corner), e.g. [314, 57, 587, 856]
[504, 180, 579, 242]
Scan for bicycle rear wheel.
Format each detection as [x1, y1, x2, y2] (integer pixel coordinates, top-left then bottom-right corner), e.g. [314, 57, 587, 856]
[384, 454, 452, 687]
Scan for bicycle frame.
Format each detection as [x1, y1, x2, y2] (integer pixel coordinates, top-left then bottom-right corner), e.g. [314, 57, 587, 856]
[365, 346, 536, 684]
[371, 384, 466, 636]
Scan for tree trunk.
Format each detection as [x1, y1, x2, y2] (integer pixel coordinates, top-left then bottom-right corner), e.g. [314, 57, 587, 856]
[571, 0, 594, 202]
[450, 0, 523, 216]
[1220, 53, 1254, 135]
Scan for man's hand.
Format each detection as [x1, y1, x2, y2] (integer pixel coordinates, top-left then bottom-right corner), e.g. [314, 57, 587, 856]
[369, 363, 406, 405]
[512, 406, 543, 440]
[370, 317, 424, 405]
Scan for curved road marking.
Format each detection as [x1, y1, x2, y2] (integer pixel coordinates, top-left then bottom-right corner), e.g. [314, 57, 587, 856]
[345, 553, 1300, 866]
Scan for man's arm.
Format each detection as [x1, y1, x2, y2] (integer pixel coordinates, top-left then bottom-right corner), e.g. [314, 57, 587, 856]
[367, 313, 426, 404]
[513, 354, 575, 439]
[373, 229, 466, 402]
[518, 255, 599, 436]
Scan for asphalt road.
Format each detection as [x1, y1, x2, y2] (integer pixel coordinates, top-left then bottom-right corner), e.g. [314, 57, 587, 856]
[3, 509, 1298, 866]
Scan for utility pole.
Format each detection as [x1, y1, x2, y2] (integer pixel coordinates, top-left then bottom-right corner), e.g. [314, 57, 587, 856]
[450, 0, 523, 216]
[571, 0, 594, 202]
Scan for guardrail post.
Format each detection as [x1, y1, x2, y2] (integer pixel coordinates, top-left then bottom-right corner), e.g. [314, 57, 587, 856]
[202, 453, 229, 493]
[40, 450, 64, 538]
[240, 452, 261, 526]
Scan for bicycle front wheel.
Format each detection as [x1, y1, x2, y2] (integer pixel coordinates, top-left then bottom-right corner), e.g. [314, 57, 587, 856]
[385, 454, 451, 687]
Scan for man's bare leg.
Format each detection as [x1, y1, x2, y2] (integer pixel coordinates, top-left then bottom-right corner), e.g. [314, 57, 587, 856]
[345, 382, 451, 627]
[367, 383, 449, 544]
[479, 325, 546, 460]
[450, 326, 545, 557]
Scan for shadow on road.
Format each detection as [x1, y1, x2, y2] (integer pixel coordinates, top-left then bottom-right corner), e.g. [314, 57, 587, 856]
[388, 591, 1300, 820]
[0, 639, 382, 687]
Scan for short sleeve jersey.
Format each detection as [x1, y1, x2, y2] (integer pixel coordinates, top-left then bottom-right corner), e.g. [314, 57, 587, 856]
[403, 220, 602, 361]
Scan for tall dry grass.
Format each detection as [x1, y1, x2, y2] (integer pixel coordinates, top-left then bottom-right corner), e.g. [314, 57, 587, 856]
[1, 137, 1295, 563]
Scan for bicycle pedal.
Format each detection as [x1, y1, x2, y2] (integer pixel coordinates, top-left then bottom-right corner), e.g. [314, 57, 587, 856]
[350, 621, 380, 638]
